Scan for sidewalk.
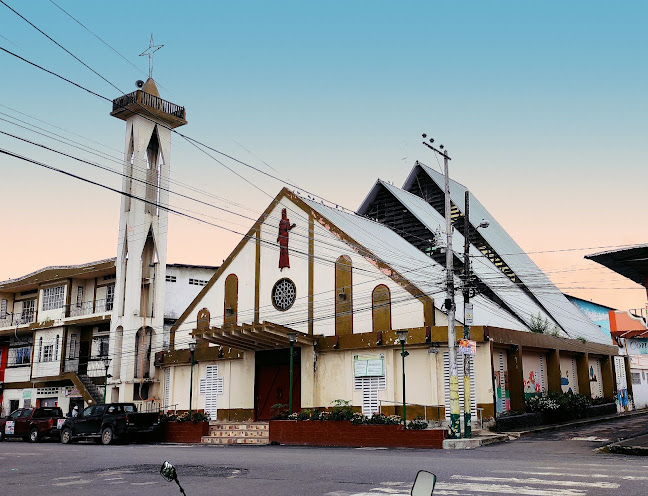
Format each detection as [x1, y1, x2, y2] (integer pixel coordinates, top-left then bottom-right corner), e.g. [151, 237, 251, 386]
[608, 434, 648, 455]
[502, 407, 648, 438]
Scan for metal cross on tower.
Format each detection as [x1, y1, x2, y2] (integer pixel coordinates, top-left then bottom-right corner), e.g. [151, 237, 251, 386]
[139, 34, 164, 79]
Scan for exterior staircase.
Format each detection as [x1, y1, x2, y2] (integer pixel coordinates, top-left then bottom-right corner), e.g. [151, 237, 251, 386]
[201, 421, 269, 445]
[63, 372, 103, 406]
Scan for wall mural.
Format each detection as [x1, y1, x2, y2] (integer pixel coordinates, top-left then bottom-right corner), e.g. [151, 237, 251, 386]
[523, 370, 543, 400]
[277, 208, 296, 270]
[495, 370, 510, 413]
[561, 370, 573, 393]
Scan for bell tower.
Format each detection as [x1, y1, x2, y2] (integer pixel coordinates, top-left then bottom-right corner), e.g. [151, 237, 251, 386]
[108, 42, 187, 403]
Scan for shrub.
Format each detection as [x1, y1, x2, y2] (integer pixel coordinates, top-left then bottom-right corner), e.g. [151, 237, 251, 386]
[270, 403, 289, 420]
[327, 399, 354, 421]
[407, 417, 428, 430]
[350, 412, 366, 425]
[366, 412, 401, 425]
[160, 411, 210, 423]
[525, 391, 591, 420]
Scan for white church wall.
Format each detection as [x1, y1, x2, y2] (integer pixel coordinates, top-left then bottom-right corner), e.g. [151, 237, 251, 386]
[164, 265, 218, 321]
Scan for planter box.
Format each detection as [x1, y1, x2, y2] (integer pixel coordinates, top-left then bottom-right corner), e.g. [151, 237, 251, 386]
[493, 403, 618, 431]
[161, 421, 210, 443]
[269, 420, 445, 449]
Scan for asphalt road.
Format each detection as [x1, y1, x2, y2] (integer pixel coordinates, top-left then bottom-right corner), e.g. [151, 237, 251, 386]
[2, 414, 648, 496]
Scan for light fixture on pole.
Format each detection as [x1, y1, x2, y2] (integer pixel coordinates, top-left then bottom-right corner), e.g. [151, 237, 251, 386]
[188, 341, 197, 417]
[287, 332, 298, 414]
[102, 357, 111, 403]
[396, 329, 409, 427]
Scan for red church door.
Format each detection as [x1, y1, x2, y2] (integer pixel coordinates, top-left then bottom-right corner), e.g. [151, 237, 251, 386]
[255, 349, 301, 420]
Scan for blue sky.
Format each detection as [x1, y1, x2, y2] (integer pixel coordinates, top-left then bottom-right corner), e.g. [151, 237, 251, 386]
[1, 0, 646, 309]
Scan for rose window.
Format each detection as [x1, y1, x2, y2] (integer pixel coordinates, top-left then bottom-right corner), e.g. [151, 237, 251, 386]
[272, 278, 296, 311]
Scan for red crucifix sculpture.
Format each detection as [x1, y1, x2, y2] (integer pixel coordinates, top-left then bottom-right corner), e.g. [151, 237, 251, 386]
[277, 208, 296, 270]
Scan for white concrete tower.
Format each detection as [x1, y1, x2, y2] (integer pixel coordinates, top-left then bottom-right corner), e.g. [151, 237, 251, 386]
[109, 77, 187, 403]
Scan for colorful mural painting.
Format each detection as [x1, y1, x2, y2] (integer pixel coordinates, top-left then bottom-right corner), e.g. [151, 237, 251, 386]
[523, 370, 543, 400]
[495, 369, 510, 413]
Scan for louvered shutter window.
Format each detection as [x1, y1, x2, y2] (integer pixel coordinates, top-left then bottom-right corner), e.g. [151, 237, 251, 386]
[354, 375, 386, 415]
[164, 368, 171, 410]
[443, 352, 477, 420]
[204, 365, 224, 417]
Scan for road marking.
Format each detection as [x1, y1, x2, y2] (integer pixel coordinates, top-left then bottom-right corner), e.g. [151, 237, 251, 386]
[108, 481, 128, 484]
[495, 470, 648, 481]
[452, 475, 619, 489]
[53, 479, 91, 486]
[104, 477, 124, 481]
[54, 476, 81, 480]
[570, 436, 610, 442]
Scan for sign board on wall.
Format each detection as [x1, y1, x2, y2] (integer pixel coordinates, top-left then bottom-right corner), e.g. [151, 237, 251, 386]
[354, 354, 385, 377]
[628, 339, 648, 355]
[22, 389, 31, 399]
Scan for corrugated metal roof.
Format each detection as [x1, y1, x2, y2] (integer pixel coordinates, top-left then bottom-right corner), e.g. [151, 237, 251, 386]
[302, 196, 530, 331]
[401, 162, 610, 344]
[363, 180, 563, 332]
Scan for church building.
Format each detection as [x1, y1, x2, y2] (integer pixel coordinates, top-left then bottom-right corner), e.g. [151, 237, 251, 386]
[162, 163, 621, 424]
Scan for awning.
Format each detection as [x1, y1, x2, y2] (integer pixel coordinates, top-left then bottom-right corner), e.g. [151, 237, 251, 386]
[191, 321, 316, 351]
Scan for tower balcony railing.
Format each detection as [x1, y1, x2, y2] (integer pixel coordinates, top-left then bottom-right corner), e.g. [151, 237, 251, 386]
[112, 90, 186, 120]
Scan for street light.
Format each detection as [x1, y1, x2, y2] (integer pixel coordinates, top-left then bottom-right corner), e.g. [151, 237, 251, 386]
[396, 330, 409, 427]
[287, 332, 298, 414]
[188, 341, 197, 417]
[102, 357, 111, 403]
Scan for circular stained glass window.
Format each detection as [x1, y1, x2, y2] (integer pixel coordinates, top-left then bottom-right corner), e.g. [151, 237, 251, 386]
[272, 278, 296, 311]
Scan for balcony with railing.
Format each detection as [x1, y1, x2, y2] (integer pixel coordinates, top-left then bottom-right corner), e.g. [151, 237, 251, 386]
[111, 90, 187, 128]
[64, 298, 113, 320]
[0, 311, 36, 328]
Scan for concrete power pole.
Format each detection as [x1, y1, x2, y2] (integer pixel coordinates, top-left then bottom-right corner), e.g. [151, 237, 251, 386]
[443, 150, 461, 439]
[421, 134, 460, 439]
[463, 190, 472, 438]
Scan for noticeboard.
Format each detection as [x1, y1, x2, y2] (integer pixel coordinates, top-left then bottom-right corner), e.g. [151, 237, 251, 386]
[354, 354, 385, 377]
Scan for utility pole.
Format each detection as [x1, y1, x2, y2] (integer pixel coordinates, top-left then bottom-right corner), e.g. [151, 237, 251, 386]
[421, 134, 460, 439]
[444, 150, 461, 439]
[463, 190, 472, 438]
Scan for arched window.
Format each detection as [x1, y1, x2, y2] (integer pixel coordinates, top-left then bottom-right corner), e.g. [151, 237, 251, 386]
[224, 274, 238, 325]
[335, 255, 353, 336]
[134, 327, 153, 379]
[372, 285, 391, 333]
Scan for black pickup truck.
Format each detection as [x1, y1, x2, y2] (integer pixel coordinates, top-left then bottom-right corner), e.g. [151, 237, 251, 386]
[59, 403, 159, 445]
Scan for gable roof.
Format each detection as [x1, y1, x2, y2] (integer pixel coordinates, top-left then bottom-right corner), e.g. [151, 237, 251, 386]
[398, 162, 610, 344]
[301, 194, 530, 331]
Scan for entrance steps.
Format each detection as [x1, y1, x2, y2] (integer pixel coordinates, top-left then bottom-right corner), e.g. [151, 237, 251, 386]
[201, 421, 269, 445]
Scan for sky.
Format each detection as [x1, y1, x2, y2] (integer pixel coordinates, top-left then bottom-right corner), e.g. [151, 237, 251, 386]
[0, 0, 646, 311]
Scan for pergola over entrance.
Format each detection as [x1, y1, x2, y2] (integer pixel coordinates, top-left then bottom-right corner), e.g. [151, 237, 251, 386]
[191, 321, 316, 351]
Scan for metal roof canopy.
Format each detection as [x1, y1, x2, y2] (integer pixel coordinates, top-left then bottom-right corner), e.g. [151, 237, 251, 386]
[191, 321, 316, 351]
[586, 245, 648, 287]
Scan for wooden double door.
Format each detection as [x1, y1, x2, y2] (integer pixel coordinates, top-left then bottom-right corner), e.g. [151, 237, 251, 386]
[255, 348, 301, 420]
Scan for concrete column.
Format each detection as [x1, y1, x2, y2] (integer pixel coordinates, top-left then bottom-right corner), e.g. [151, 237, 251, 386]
[576, 353, 591, 398]
[506, 346, 525, 412]
[624, 356, 634, 399]
[601, 355, 615, 401]
[546, 349, 562, 393]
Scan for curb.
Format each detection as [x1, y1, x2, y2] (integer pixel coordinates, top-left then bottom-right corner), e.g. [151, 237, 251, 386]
[443, 434, 509, 450]
[501, 408, 648, 438]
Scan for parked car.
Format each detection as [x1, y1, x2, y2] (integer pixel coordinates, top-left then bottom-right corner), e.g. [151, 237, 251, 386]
[59, 403, 160, 445]
[0, 407, 64, 443]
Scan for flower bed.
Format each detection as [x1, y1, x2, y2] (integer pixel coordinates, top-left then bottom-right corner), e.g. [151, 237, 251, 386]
[269, 420, 445, 449]
[162, 421, 210, 443]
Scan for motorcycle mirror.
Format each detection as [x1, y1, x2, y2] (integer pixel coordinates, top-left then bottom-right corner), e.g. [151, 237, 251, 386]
[411, 470, 436, 496]
[160, 461, 187, 495]
[160, 461, 177, 482]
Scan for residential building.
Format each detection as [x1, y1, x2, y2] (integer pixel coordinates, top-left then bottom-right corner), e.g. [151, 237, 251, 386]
[0, 259, 216, 416]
